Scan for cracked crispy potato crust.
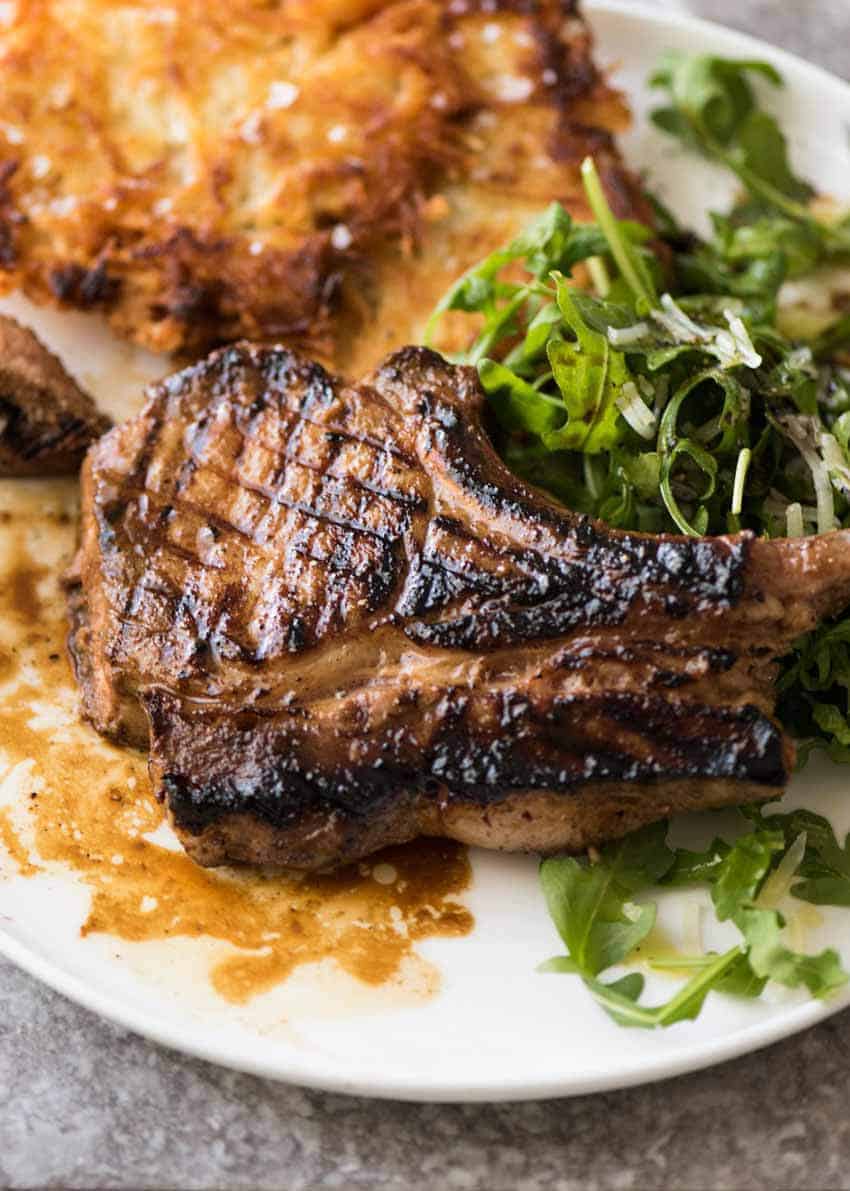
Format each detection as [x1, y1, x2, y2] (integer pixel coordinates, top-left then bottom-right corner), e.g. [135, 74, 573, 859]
[0, 0, 645, 365]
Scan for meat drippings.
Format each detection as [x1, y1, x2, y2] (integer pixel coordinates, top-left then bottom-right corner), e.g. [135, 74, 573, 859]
[0, 480, 473, 1004]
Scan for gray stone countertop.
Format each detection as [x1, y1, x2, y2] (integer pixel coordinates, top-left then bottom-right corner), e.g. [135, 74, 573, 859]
[3, 3, 850, 1189]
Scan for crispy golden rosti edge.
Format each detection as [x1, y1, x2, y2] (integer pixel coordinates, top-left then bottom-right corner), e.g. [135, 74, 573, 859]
[0, 1, 644, 365]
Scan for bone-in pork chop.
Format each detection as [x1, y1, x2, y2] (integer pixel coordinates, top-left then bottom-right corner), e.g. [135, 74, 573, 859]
[68, 343, 850, 869]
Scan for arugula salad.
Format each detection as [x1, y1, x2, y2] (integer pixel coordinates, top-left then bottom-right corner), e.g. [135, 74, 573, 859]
[428, 52, 850, 1026]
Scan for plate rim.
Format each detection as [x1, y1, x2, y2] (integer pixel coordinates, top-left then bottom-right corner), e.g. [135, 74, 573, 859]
[589, 0, 850, 108]
[3, 918, 848, 1102]
[3, 0, 850, 1103]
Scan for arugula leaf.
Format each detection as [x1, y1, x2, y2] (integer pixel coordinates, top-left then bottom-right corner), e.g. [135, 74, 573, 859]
[540, 813, 850, 1028]
[745, 806, 850, 906]
[478, 360, 565, 437]
[539, 823, 674, 976]
[568, 289, 641, 336]
[424, 201, 623, 357]
[735, 906, 847, 996]
[661, 838, 731, 886]
[711, 827, 785, 920]
[733, 109, 814, 205]
[502, 301, 562, 375]
[580, 156, 658, 307]
[777, 618, 850, 762]
[510, 201, 608, 280]
[650, 53, 782, 147]
[539, 823, 776, 1029]
[714, 213, 823, 280]
[542, 278, 633, 453]
[539, 854, 655, 977]
[650, 53, 813, 211]
[704, 823, 846, 997]
[650, 52, 850, 260]
[538, 827, 753, 1029]
[712, 953, 769, 999]
[581, 949, 744, 1029]
[676, 243, 787, 305]
[657, 370, 721, 534]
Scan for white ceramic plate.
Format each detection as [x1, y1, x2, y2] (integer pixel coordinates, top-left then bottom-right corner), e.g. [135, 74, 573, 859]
[2, 1, 850, 1103]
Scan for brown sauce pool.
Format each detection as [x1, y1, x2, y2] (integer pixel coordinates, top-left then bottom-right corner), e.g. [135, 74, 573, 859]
[0, 482, 473, 1005]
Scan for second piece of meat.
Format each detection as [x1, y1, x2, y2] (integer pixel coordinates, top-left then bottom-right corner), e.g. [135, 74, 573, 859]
[0, 314, 110, 475]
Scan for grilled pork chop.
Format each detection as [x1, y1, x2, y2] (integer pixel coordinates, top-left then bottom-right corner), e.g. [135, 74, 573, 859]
[69, 343, 850, 869]
[0, 315, 109, 475]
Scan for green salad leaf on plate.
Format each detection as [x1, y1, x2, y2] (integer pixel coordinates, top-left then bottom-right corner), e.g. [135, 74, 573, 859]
[428, 50, 850, 1026]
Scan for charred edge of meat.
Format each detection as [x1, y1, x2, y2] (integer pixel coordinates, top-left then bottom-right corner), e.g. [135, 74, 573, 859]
[378, 347, 751, 650]
[148, 690, 789, 837]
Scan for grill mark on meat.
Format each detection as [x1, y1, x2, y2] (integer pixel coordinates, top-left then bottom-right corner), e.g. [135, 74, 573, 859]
[557, 641, 738, 672]
[284, 417, 416, 468]
[69, 342, 850, 869]
[177, 437, 419, 549]
[274, 450, 427, 511]
[94, 364, 431, 675]
[149, 689, 785, 838]
[400, 524, 749, 650]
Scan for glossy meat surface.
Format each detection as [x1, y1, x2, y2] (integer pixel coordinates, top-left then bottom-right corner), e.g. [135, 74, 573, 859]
[69, 343, 850, 867]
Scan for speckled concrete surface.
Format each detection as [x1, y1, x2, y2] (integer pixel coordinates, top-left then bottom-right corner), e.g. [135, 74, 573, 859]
[3, 3, 850, 1190]
[4, 956, 850, 1191]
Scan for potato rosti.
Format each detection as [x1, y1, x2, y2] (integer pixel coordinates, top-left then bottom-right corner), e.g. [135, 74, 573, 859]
[0, 1, 645, 364]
